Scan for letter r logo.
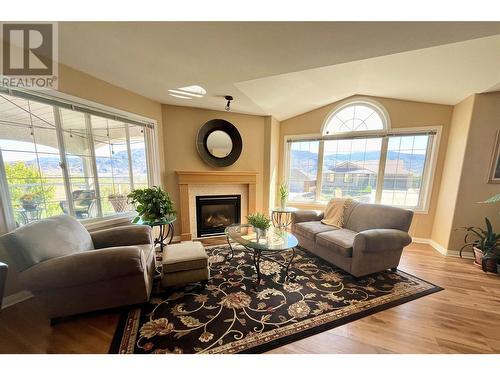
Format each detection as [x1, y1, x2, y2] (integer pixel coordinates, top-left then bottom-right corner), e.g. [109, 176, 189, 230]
[2, 23, 53, 76]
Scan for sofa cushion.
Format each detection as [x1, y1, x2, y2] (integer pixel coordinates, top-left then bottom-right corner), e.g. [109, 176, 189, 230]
[316, 229, 358, 258]
[0, 215, 94, 271]
[292, 221, 336, 241]
[344, 203, 414, 233]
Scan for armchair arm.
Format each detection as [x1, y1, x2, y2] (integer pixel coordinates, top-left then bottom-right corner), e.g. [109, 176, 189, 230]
[19, 246, 145, 291]
[90, 225, 152, 249]
[291, 210, 324, 224]
[353, 229, 412, 253]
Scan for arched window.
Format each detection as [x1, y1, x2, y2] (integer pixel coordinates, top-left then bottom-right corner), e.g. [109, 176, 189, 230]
[286, 98, 438, 211]
[323, 101, 388, 135]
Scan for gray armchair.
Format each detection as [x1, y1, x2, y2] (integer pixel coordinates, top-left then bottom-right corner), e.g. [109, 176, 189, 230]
[0, 215, 155, 319]
[291, 202, 413, 277]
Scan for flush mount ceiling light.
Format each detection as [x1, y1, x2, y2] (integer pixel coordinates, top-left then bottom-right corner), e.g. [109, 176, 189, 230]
[168, 85, 207, 99]
[224, 95, 233, 111]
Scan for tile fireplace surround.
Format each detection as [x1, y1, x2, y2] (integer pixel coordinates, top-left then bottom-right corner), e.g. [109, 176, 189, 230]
[175, 171, 258, 241]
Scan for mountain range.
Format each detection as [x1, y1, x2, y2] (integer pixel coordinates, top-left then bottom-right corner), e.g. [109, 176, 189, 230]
[291, 150, 425, 175]
[14, 149, 147, 177]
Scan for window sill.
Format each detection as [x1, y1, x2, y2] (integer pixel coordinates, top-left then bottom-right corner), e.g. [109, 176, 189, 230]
[286, 201, 428, 215]
[82, 212, 137, 232]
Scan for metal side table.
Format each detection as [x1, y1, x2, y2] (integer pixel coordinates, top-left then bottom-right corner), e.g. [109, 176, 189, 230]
[134, 216, 176, 252]
[271, 206, 298, 230]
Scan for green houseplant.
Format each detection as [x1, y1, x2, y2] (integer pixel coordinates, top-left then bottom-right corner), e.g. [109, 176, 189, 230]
[279, 182, 289, 209]
[459, 217, 500, 273]
[127, 186, 176, 223]
[247, 212, 271, 240]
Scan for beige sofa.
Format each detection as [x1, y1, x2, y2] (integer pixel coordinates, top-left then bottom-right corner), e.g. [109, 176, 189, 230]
[0, 215, 155, 319]
[291, 202, 413, 277]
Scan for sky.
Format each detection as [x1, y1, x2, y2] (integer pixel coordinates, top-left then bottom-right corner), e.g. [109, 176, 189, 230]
[0, 139, 145, 162]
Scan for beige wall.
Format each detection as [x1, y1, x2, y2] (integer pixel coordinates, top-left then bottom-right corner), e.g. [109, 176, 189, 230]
[432, 92, 500, 251]
[431, 96, 475, 249]
[161, 104, 267, 236]
[278, 95, 454, 239]
[1, 64, 165, 297]
[263, 116, 281, 211]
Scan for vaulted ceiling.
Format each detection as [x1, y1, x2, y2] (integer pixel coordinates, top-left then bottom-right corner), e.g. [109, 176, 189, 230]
[59, 22, 500, 120]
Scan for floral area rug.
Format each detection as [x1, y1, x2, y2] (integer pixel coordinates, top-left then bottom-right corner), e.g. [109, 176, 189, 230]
[110, 244, 442, 354]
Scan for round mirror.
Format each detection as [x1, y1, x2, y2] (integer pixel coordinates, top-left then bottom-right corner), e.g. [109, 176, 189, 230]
[196, 119, 242, 167]
[206, 130, 233, 158]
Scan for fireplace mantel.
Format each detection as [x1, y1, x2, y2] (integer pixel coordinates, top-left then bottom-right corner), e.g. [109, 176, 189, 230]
[175, 170, 257, 241]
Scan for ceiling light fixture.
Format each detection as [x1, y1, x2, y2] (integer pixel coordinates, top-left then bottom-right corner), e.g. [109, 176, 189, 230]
[168, 85, 207, 100]
[169, 93, 193, 100]
[225, 95, 233, 111]
[168, 89, 204, 98]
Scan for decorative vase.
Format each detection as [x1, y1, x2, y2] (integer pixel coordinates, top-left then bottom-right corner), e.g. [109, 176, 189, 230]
[474, 246, 497, 273]
[483, 257, 498, 273]
[255, 227, 267, 241]
[280, 198, 287, 209]
[473, 247, 483, 269]
[109, 196, 132, 212]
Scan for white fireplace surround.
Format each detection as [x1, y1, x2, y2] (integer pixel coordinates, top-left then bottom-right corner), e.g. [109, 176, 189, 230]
[189, 185, 248, 239]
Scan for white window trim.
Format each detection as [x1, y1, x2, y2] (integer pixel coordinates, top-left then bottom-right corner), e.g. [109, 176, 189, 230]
[321, 97, 392, 135]
[283, 125, 442, 214]
[0, 89, 161, 232]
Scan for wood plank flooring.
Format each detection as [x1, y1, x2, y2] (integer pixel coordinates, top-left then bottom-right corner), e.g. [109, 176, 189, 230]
[1, 240, 499, 354]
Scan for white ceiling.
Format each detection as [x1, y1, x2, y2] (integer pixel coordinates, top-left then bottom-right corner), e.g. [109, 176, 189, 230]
[58, 22, 500, 120]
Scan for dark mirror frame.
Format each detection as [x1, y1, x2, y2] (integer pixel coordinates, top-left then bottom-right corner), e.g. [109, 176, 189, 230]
[196, 119, 243, 167]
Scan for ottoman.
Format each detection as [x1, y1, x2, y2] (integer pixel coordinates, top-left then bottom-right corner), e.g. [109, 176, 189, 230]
[161, 241, 209, 287]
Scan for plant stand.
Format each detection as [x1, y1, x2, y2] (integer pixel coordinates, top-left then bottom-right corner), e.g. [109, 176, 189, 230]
[134, 216, 176, 252]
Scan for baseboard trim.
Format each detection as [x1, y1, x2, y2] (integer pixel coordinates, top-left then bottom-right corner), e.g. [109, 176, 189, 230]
[412, 237, 473, 259]
[412, 237, 431, 244]
[1, 290, 33, 310]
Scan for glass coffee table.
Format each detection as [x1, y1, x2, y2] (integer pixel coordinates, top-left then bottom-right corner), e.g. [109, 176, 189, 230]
[224, 224, 298, 290]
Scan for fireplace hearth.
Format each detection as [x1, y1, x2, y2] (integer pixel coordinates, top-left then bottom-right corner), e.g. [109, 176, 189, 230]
[196, 195, 241, 237]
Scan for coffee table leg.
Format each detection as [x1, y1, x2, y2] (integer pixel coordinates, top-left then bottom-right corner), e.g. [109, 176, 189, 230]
[225, 235, 234, 260]
[253, 249, 262, 291]
[284, 247, 296, 282]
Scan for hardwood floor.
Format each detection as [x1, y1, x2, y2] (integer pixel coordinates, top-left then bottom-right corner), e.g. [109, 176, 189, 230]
[1, 240, 499, 354]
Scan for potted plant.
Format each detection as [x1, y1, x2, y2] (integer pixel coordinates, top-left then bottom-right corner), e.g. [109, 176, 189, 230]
[247, 212, 271, 241]
[108, 193, 133, 213]
[20, 194, 39, 210]
[279, 182, 289, 209]
[459, 217, 500, 273]
[127, 186, 176, 223]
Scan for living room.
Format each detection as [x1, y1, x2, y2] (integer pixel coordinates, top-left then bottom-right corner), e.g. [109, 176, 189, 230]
[1, 1, 499, 372]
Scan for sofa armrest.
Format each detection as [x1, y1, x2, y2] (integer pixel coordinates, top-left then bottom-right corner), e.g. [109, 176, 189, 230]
[90, 225, 152, 249]
[353, 229, 412, 253]
[19, 246, 146, 291]
[291, 210, 324, 224]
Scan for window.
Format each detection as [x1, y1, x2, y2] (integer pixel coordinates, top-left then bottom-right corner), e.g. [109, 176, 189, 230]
[287, 141, 318, 202]
[380, 135, 430, 208]
[0, 91, 155, 227]
[323, 102, 386, 134]
[285, 100, 438, 211]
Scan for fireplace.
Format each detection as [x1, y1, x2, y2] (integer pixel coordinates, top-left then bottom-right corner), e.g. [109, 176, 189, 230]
[196, 195, 241, 237]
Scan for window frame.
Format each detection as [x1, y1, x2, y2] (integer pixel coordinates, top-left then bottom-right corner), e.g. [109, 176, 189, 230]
[283, 119, 441, 214]
[0, 89, 160, 232]
[321, 98, 391, 136]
